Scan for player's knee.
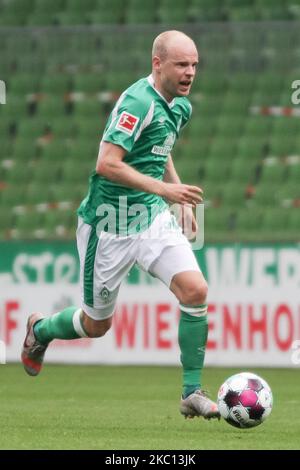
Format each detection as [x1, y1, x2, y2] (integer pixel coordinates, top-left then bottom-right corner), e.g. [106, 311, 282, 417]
[82, 313, 112, 338]
[179, 280, 208, 306]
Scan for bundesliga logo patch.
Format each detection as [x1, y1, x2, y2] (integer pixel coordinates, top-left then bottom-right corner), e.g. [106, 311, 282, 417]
[116, 111, 139, 135]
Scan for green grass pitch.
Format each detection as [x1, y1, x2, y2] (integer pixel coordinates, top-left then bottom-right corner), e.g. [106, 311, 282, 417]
[1, 364, 299, 450]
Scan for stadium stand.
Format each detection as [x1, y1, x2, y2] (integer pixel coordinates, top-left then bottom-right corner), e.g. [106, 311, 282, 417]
[0, 0, 299, 241]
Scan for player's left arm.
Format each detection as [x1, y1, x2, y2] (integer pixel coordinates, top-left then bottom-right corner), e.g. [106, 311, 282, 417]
[163, 154, 181, 184]
[164, 154, 198, 236]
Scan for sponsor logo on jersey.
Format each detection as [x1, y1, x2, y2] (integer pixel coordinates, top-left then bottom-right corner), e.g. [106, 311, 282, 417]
[152, 132, 176, 156]
[116, 112, 139, 135]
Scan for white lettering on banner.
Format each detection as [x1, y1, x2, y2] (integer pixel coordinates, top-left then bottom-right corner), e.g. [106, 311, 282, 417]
[13, 253, 76, 282]
[252, 249, 276, 288]
[206, 247, 299, 287]
[278, 249, 300, 287]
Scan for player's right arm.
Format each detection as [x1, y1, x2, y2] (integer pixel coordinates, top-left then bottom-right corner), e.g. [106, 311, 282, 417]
[96, 142, 202, 207]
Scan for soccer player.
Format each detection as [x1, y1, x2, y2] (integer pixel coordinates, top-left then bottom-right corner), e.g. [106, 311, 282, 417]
[22, 30, 220, 420]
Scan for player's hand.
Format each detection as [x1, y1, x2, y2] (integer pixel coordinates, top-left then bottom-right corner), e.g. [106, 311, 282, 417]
[161, 182, 203, 207]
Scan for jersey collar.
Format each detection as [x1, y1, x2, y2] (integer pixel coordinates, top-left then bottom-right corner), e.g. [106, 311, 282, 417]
[147, 74, 175, 108]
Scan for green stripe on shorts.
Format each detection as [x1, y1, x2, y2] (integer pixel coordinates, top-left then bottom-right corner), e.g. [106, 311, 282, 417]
[84, 225, 98, 307]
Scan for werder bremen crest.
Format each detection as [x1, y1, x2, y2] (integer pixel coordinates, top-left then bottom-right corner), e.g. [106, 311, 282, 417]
[100, 286, 110, 303]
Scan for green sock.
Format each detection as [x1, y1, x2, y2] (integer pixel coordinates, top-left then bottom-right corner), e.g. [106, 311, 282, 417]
[178, 306, 208, 399]
[33, 306, 87, 345]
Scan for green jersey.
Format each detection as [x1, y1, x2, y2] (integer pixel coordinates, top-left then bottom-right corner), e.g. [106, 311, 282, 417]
[77, 74, 192, 234]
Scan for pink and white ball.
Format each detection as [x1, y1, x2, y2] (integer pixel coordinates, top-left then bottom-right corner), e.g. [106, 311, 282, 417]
[217, 372, 273, 429]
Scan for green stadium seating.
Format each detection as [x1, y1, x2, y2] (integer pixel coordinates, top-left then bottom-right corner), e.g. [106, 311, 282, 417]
[268, 135, 295, 156]
[3, 97, 28, 121]
[216, 116, 244, 137]
[260, 162, 287, 183]
[287, 208, 300, 234]
[12, 138, 39, 162]
[40, 75, 72, 94]
[74, 74, 105, 93]
[189, 0, 226, 21]
[9, 74, 41, 95]
[244, 116, 273, 137]
[204, 156, 232, 182]
[126, 0, 157, 23]
[0, 13, 298, 241]
[15, 212, 45, 239]
[6, 163, 33, 184]
[204, 207, 234, 242]
[26, 183, 52, 205]
[252, 182, 278, 206]
[288, 164, 300, 184]
[0, 185, 26, 207]
[262, 207, 289, 232]
[256, 0, 290, 20]
[0, 207, 15, 234]
[231, 157, 258, 182]
[237, 136, 267, 160]
[73, 99, 103, 117]
[33, 161, 62, 183]
[0, 0, 34, 25]
[222, 183, 247, 208]
[37, 96, 68, 118]
[40, 141, 72, 162]
[236, 208, 264, 237]
[62, 160, 91, 183]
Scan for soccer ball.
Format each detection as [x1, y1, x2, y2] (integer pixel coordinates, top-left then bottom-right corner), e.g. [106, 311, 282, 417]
[217, 372, 273, 429]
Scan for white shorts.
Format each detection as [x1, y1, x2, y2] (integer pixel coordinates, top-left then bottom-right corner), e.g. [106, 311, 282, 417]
[76, 210, 201, 320]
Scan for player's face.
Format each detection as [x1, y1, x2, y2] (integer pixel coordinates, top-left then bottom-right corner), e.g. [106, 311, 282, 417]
[154, 43, 198, 102]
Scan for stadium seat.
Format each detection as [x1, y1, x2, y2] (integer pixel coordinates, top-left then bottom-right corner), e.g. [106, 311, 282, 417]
[9, 74, 41, 95]
[262, 207, 289, 232]
[204, 156, 232, 182]
[288, 164, 300, 184]
[62, 159, 91, 183]
[12, 138, 39, 162]
[26, 183, 53, 205]
[40, 141, 72, 162]
[74, 74, 105, 93]
[40, 75, 72, 94]
[244, 116, 273, 137]
[260, 162, 287, 183]
[126, 0, 157, 23]
[189, 0, 227, 21]
[204, 207, 234, 242]
[287, 208, 300, 234]
[0, 185, 26, 207]
[15, 212, 45, 239]
[231, 157, 259, 182]
[252, 182, 278, 206]
[0, 207, 15, 234]
[0, 0, 34, 26]
[33, 161, 63, 183]
[222, 183, 247, 208]
[236, 208, 264, 239]
[158, 3, 188, 23]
